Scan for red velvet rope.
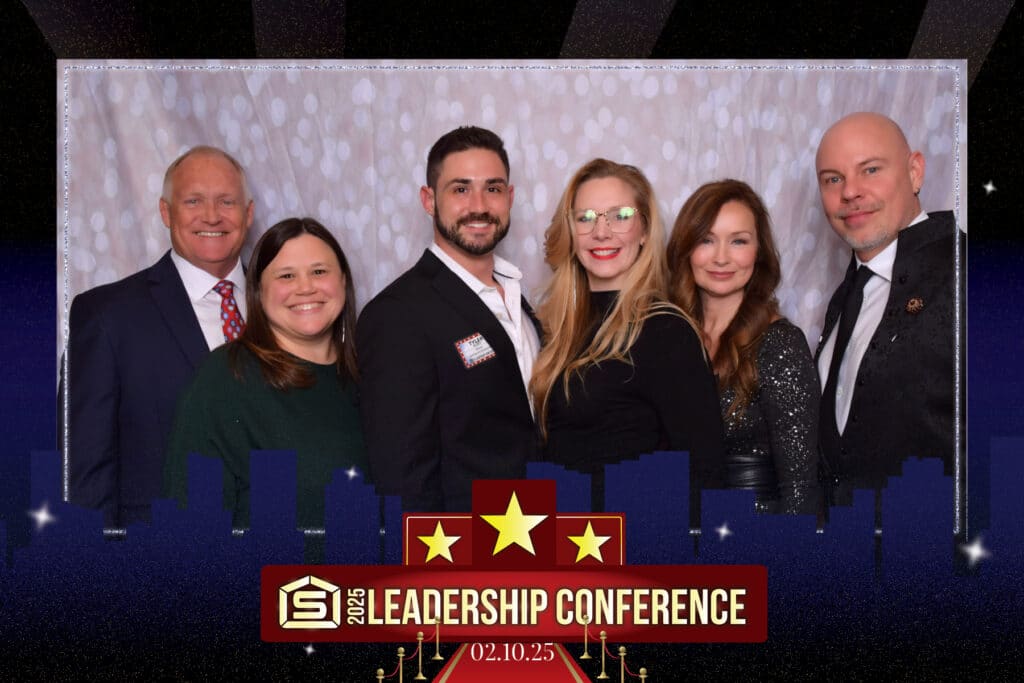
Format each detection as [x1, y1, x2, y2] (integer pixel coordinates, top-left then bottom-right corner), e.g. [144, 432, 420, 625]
[382, 640, 422, 679]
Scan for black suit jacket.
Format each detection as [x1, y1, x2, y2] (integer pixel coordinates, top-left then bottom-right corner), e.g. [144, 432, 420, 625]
[815, 211, 965, 498]
[355, 249, 541, 512]
[62, 251, 209, 526]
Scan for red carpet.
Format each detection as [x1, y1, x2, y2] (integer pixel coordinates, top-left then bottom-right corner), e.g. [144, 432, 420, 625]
[433, 643, 591, 682]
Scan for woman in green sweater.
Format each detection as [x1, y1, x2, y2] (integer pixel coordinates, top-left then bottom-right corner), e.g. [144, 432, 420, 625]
[163, 217, 366, 530]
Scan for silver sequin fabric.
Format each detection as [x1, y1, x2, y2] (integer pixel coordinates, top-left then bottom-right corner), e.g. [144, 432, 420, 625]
[719, 319, 820, 514]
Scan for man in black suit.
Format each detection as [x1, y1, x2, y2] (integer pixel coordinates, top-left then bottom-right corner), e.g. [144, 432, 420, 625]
[814, 112, 964, 504]
[64, 145, 254, 527]
[356, 126, 541, 512]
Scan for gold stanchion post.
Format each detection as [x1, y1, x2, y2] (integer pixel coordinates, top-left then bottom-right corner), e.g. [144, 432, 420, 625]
[397, 646, 405, 683]
[580, 615, 592, 660]
[376, 668, 385, 682]
[618, 646, 626, 683]
[597, 631, 609, 679]
[639, 666, 648, 681]
[415, 632, 427, 680]
[432, 619, 443, 661]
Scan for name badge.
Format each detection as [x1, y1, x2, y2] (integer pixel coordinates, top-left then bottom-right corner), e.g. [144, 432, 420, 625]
[454, 333, 496, 369]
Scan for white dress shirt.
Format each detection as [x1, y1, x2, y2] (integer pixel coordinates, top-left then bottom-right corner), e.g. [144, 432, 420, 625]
[429, 243, 540, 408]
[170, 250, 247, 351]
[818, 211, 928, 433]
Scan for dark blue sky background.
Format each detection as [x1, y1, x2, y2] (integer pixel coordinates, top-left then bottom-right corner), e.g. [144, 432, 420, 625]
[1, 1, 1020, 678]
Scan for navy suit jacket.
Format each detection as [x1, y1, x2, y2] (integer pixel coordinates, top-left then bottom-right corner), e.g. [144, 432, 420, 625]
[815, 211, 965, 501]
[355, 250, 541, 512]
[63, 251, 209, 527]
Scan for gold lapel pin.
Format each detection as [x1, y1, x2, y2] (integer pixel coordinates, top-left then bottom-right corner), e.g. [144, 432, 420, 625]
[905, 297, 924, 314]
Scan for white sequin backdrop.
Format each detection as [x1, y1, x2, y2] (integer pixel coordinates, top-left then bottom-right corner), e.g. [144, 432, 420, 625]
[57, 60, 965, 371]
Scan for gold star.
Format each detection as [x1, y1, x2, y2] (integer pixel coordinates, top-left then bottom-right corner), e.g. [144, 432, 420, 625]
[417, 521, 461, 563]
[480, 492, 547, 555]
[567, 521, 612, 563]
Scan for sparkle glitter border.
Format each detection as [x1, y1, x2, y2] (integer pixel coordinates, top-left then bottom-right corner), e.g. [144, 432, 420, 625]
[59, 60, 966, 537]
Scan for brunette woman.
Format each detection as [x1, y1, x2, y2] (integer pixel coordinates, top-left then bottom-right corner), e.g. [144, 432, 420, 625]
[668, 180, 818, 514]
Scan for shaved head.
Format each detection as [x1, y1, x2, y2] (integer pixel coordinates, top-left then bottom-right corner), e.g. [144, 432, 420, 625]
[816, 112, 912, 170]
[815, 112, 925, 262]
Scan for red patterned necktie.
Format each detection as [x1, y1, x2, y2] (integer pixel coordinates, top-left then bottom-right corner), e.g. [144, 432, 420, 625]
[213, 280, 245, 342]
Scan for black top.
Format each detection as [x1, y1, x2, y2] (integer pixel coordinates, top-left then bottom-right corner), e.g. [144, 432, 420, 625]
[720, 318, 820, 514]
[543, 291, 725, 479]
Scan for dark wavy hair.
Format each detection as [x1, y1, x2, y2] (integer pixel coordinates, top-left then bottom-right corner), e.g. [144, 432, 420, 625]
[426, 126, 510, 190]
[666, 179, 781, 415]
[231, 217, 358, 390]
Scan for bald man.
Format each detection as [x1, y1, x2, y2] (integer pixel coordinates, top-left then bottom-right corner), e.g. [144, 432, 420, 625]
[813, 112, 964, 503]
[64, 146, 254, 528]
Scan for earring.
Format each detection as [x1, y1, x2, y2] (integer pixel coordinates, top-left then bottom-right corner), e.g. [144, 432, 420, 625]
[342, 325, 346, 344]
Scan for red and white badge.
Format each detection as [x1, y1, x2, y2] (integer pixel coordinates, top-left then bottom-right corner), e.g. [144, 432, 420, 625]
[454, 332, 496, 369]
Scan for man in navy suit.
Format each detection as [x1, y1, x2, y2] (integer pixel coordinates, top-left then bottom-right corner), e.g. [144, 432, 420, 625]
[813, 112, 965, 504]
[64, 145, 254, 527]
[356, 126, 541, 512]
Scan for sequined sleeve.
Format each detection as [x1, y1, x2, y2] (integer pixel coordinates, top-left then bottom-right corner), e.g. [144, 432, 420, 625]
[758, 320, 821, 514]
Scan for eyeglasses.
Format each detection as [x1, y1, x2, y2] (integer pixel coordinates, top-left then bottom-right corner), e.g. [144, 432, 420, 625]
[573, 206, 638, 234]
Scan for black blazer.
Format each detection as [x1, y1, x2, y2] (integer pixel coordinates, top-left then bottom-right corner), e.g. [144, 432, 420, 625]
[355, 249, 541, 512]
[63, 251, 209, 526]
[815, 211, 965, 499]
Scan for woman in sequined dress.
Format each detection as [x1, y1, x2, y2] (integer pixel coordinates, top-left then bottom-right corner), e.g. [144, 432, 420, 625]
[530, 159, 724, 508]
[667, 180, 819, 514]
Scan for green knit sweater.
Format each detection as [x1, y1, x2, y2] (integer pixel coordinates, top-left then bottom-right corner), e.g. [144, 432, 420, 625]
[163, 343, 366, 528]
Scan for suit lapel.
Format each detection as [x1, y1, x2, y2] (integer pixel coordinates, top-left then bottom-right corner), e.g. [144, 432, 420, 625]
[835, 213, 952, 379]
[859, 215, 943, 370]
[147, 251, 209, 370]
[416, 251, 520, 375]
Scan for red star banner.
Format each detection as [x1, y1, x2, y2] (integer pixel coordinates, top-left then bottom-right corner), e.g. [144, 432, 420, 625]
[405, 480, 626, 568]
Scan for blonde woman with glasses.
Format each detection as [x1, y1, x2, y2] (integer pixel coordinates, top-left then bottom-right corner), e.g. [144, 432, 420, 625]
[530, 159, 724, 504]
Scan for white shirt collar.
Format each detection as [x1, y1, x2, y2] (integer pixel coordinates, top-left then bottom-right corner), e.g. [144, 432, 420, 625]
[854, 210, 928, 282]
[169, 250, 245, 303]
[428, 242, 523, 292]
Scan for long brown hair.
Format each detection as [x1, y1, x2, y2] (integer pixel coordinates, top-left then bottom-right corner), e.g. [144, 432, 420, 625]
[666, 179, 780, 416]
[530, 158, 695, 437]
[231, 217, 358, 389]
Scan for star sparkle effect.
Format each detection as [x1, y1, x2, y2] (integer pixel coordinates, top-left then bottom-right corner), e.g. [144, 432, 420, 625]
[418, 521, 461, 563]
[28, 501, 57, 531]
[345, 465, 360, 481]
[304, 643, 315, 656]
[959, 536, 991, 567]
[480, 492, 547, 555]
[567, 521, 612, 563]
[715, 522, 733, 541]
[983, 180, 996, 194]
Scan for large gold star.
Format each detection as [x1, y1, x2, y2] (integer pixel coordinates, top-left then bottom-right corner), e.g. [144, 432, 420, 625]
[480, 492, 548, 555]
[417, 521, 461, 563]
[567, 521, 612, 563]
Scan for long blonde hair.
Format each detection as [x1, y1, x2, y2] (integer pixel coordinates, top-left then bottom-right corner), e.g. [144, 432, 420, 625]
[530, 159, 696, 437]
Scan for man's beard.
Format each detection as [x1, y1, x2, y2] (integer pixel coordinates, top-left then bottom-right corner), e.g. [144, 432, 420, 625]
[435, 211, 510, 256]
[842, 229, 893, 255]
